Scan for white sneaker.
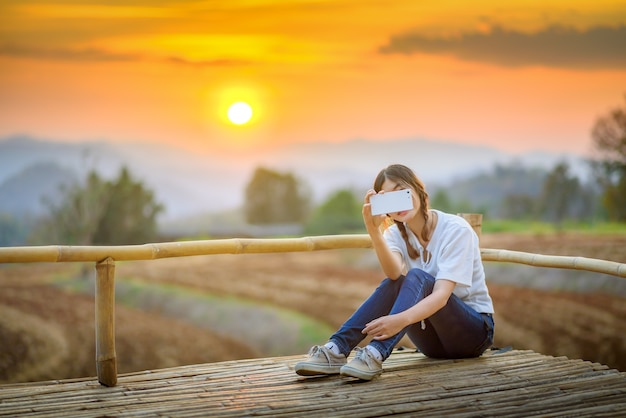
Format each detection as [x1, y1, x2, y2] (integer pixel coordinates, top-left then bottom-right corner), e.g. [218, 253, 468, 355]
[295, 345, 347, 376]
[340, 347, 383, 381]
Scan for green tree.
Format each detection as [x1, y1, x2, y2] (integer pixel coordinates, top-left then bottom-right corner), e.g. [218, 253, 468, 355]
[92, 167, 163, 245]
[304, 189, 364, 235]
[429, 188, 485, 215]
[244, 167, 310, 224]
[591, 95, 626, 221]
[430, 189, 453, 213]
[31, 167, 163, 245]
[501, 194, 536, 220]
[537, 162, 582, 227]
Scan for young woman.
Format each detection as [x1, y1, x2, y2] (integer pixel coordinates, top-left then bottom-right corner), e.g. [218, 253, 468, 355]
[295, 164, 494, 380]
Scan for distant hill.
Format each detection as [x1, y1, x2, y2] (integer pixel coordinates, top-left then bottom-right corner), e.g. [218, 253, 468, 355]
[0, 162, 76, 217]
[0, 135, 588, 222]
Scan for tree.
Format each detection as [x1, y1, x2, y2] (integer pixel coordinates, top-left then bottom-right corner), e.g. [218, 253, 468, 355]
[304, 189, 364, 235]
[92, 167, 163, 245]
[501, 194, 536, 220]
[429, 188, 486, 216]
[591, 95, 626, 221]
[244, 167, 310, 224]
[31, 167, 163, 245]
[537, 162, 582, 226]
[430, 189, 453, 213]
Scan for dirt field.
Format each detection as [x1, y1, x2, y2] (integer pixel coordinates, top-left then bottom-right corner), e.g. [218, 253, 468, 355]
[1, 232, 625, 384]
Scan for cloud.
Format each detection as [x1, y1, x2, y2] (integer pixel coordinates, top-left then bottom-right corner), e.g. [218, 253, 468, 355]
[0, 44, 140, 62]
[379, 25, 626, 69]
[0, 44, 254, 68]
[165, 56, 253, 68]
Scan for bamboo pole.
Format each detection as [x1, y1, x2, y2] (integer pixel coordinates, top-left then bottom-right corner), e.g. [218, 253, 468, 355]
[0, 234, 624, 278]
[95, 257, 117, 387]
[458, 213, 482, 240]
[0, 235, 372, 263]
[481, 248, 626, 278]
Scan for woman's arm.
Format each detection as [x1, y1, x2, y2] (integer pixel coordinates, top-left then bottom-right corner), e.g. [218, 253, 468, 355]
[363, 189, 404, 279]
[362, 279, 456, 340]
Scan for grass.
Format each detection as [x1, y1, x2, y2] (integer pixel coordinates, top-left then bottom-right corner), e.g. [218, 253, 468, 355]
[482, 220, 626, 234]
[53, 274, 334, 357]
[179, 218, 626, 238]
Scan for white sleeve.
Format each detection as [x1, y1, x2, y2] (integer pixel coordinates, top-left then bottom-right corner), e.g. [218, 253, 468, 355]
[383, 225, 404, 254]
[383, 225, 409, 270]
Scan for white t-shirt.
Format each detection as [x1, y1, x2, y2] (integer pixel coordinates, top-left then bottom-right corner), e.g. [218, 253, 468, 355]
[383, 209, 494, 314]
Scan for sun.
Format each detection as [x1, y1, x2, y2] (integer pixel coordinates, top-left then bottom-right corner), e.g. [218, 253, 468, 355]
[227, 101, 253, 125]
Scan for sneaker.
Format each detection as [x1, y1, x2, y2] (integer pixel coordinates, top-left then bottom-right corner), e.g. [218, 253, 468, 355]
[340, 347, 383, 381]
[295, 345, 347, 376]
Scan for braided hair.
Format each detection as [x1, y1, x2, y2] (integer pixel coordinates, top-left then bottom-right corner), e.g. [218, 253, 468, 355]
[373, 164, 429, 260]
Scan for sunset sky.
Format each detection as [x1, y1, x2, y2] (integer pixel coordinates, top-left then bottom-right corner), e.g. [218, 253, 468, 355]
[1, 0, 625, 158]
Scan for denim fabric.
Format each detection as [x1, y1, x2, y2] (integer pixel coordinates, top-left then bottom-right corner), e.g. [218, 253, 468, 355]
[329, 268, 494, 360]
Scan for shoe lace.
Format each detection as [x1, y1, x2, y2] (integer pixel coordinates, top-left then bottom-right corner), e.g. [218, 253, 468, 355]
[354, 347, 378, 369]
[310, 345, 333, 364]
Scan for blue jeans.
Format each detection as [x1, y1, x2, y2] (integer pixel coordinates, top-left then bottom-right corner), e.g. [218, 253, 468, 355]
[329, 268, 494, 360]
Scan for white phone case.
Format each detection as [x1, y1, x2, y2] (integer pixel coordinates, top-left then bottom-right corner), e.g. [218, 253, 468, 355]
[370, 189, 413, 215]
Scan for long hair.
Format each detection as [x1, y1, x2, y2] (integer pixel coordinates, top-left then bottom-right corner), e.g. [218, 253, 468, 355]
[373, 164, 429, 260]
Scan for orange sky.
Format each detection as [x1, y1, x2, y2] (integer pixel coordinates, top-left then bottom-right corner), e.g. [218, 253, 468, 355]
[1, 0, 625, 157]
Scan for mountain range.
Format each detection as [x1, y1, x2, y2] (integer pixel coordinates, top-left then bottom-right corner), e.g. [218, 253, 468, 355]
[0, 135, 588, 221]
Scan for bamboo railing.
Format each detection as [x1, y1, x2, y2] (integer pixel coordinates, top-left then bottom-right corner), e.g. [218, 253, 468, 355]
[1, 237, 625, 277]
[0, 215, 624, 387]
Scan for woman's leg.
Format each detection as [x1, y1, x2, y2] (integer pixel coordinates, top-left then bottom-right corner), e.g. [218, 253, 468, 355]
[367, 269, 438, 359]
[404, 270, 494, 358]
[331, 268, 493, 360]
[329, 277, 405, 356]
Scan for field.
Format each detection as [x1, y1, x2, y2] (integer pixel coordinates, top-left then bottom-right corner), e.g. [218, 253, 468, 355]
[1, 232, 625, 384]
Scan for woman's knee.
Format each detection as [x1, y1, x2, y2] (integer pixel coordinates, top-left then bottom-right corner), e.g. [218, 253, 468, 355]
[406, 268, 431, 279]
[404, 268, 435, 287]
[375, 277, 402, 293]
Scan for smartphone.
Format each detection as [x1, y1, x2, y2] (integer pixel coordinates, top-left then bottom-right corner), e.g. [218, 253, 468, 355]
[370, 189, 414, 215]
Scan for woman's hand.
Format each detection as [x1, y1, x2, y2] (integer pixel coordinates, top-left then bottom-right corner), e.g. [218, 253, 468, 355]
[362, 189, 404, 280]
[362, 313, 408, 341]
[362, 189, 386, 233]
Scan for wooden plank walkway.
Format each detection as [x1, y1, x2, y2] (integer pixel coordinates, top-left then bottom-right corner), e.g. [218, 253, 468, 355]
[1, 349, 625, 417]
